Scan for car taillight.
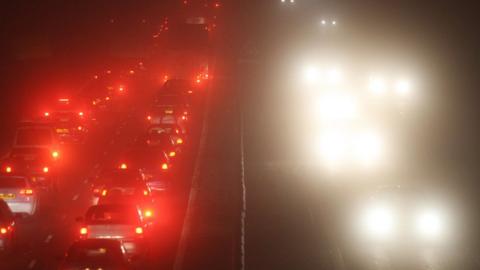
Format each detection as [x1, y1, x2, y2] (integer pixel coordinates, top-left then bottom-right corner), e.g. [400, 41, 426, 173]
[144, 210, 153, 218]
[0, 226, 11, 234]
[147, 115, 152, 121]
[43, 167, 49, 173]
[20, 189, 33, 195]
[51, 151, 59, 159]
[135, 227, 143, 234]
[77, 126, 83, 131]
[176, 138, 184, 145]
[80, 227, 88, 235]
[119, 163, 128, 170]
[169, 151, 176, 157]
[161, 163, 169, 170]
[183, 111, 188, 116]
[78, 111, 84, 117]
[101, 189, 108, 196]
[196, 78, 201, 84]
[44, 112, 50, 117]
[105, 96, 111, 101]
[181, 115, 187, 121]
[188, 90, 193, 94]
[5, 166, 12, 173]
[143, 189, 149, 196]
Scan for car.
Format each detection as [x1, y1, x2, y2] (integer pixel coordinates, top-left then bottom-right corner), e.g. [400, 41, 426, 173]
[78, 204, 150, 254]
[92, 168, 153, 206]
[343, 185, 454, 249]
[12, 123, 61, 161]
[58, 239, 133, 270]
[119, 147, 173, 193]
[0, 176, 38, 216]
[146, 102, 189, 130]
[0, 199, 17, 252]
[142, 132, 180, 161]
[38, 98, 91, 143]
[147, 123, 186, 145]
[2, 147, 58, 190]
[161, 79, 195, 104]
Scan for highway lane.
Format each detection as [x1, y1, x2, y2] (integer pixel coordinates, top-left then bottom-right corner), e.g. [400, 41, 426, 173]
[0, 75, 206, 269]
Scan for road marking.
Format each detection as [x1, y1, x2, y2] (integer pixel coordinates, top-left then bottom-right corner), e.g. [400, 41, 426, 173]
[28, 259, 36, 269]
[72, 194, 79, 201]
[240, 113, 247, 270]
[173, 81, 212, 270]
[44, 234, 53, 244]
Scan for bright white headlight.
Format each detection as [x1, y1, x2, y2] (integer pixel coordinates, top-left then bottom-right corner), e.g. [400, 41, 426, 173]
[362, 204, 395, 238]
[395, 79, 411, 96]
[415, 209, 445, 239]
[368, 76, 387, 95]
[354, 130, 384, 166]
[303, 66, 320, 85]
[317, 92, 358, 121]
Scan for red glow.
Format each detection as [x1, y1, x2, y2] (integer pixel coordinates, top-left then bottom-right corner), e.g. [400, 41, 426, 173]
[20, 189, 33, 195]
[77, 126, 83, 131]
[101, 189, 108, 196]
[44, 112, 50, 117]
[80, 227, 88, 235]
[129, 70, 135, 75]
[119, 163, 127, 170]
[144, 210, 153, 218]
[176, 138, 184, 144]
[78, 111, 84, 117]
[169, 151, 176, 157]
[143, 189, 149, 196]
[43, 166, 49, 173]
[0, 228, 7, 234]
[5, 166, 12, 173]
[51, 151, 59, 159]
[147, 115, 152, 121]
[161, 163, 169, 170]
[135, 227, 143, 234]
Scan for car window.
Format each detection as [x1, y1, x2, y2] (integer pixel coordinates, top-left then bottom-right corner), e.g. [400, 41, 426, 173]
[86, 205, 140, 225]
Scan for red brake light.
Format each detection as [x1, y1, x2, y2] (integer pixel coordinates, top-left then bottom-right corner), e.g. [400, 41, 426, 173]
[144, 210, 153, 218]
[51, 151, 59, 159]
[147, 115, 152, 121]
[44, 112, 50, 117]
[143, 189, 149, 196]
[93, 75, 99, 79]
[119, 163, 127, 170]
[161, 163, 169, 170]
[101, 189, 108, 196]
[20, 189, 33, 195]
[135, 227, 143, 234]
[77, 126, 83, 131]
[5, 166, 12, 173]
[176, 138, 184, 145]
[196, 79, 201, 84]
[80, 227, 88, 235]
[129, 70, 135, 75]
[169, 151, 176, 157]
[78, 111, 84, 117]
[0, 227, 8, 234]
[43, 167, 49, 173]
[118, 86, 125, 92]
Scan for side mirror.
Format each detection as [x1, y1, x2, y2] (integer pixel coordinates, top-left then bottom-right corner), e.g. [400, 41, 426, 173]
[75, 216, 84, 223]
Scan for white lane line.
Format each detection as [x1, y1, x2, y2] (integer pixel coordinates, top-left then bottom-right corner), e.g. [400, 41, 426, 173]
[44, 234, 53, 244]
[173, 83, 212, 270]
[72, 194, 79, 201]
[240, 113, 247, 270]
[28, 259, 37, 269]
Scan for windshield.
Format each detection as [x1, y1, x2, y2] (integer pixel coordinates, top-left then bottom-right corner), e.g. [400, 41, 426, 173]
[85, 205, 139, 225]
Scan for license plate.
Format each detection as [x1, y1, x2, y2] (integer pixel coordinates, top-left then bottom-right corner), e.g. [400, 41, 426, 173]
[0, 194, 15, 199]
[56, 128, 69, 134]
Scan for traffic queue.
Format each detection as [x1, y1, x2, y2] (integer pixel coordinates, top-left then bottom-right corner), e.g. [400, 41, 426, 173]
[0, 64, 207, 269]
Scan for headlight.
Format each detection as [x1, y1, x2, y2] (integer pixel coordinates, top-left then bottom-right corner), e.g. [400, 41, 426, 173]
[394, 79, 411, 96]
[362, 204, 395, 239]
[353, 130, 384, 166]
[302, 65, 320, 85]
[415, 209, 445, 239]
[368, 76, 387, 95]
[318, 132, 348, 165]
